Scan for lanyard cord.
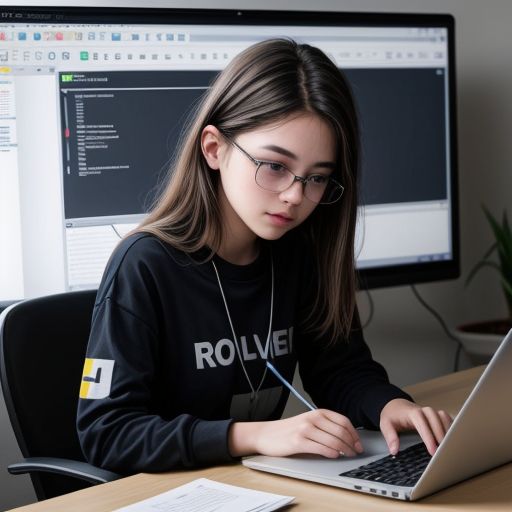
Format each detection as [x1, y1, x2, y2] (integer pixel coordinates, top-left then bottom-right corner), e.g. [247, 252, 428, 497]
[211, 251, 274, 398]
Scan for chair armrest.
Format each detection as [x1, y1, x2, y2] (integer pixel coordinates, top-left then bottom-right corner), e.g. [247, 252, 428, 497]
[8, 457, 121, 484]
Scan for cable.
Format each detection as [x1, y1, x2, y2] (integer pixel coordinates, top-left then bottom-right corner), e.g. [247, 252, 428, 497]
[410, 284, 464, 372]
[111, 224, 123, 239]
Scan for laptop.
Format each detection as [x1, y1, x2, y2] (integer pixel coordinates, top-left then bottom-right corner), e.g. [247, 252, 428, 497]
[242, 329, 512, 501]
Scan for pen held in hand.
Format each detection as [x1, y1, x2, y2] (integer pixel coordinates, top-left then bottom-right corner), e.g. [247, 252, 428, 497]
[266, 360, 317, 411]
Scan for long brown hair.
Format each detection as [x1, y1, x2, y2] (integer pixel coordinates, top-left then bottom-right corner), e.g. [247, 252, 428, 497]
[137, 38, 360, 342]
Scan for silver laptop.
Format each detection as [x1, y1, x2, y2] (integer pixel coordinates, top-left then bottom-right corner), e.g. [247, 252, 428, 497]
[243, 329, 512, 501]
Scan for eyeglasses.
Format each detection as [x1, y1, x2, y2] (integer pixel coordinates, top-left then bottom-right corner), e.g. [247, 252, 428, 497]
[224, 136, 345, 205]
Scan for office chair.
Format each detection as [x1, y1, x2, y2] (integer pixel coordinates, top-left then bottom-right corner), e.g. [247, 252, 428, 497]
[0, 290, 121, 501]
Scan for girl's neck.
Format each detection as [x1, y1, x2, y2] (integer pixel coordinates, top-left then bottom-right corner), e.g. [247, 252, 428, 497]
[217, 236, 260, 266]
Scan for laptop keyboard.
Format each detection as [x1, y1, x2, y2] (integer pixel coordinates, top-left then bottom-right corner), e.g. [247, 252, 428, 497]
[339, 442, 431, 487]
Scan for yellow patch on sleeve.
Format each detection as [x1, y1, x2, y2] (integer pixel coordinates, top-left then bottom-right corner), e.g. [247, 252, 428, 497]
[79, 358, 114, 399]
[79, 358, 94, 398]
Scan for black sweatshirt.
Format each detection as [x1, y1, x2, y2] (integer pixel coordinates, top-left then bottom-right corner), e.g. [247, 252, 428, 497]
[77, 232, 411, 474]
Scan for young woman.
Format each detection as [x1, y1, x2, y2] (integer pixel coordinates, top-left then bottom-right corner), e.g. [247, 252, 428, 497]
[77, 39, 452, 474]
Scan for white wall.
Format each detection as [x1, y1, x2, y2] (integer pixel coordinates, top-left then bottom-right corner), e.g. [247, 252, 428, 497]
[2, 0, 512, 509]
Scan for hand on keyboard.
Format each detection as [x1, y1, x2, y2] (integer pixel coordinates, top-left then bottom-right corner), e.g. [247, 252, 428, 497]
[379, 398, 453, 456]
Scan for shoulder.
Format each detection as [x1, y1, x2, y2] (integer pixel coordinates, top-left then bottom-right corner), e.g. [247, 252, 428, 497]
[112, 231, 193, 270]
[113, 232, 181, 263]
[96, 232, 188, 303]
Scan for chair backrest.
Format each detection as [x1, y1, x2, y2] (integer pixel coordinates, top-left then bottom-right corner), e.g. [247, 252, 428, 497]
[0, 290, 97, 500]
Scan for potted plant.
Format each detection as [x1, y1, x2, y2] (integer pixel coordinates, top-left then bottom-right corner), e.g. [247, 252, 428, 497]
[455, 206, 512, 363]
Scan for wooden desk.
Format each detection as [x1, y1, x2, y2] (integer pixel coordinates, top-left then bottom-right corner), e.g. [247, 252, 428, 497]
[10, 366, 512, 511]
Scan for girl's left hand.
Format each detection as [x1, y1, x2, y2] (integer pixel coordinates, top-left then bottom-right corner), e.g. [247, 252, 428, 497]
[379, 398, 453, 456]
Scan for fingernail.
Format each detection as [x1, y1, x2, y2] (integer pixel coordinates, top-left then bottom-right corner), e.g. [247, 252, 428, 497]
[390, 440, 398, 455]
[355, 441, 363, 453]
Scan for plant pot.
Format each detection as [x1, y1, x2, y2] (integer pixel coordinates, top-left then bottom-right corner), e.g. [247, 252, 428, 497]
[454, 319, 512, 365]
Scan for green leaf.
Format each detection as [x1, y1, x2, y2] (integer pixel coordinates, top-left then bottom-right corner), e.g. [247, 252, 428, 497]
[504, 211, 512, 238]
[502, 278, 512, 315]
[483, 206, 509, 253]
[503, 277, 512, 298]
[467, 207, 512, 310]
[465, 241, 496, 286]
[483, 206, 512, 272]
[480, 241, 497, 263]
[502, 211, 512, 261]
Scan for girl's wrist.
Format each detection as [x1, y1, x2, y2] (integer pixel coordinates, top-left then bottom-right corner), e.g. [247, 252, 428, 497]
[228, 421, 263, 457]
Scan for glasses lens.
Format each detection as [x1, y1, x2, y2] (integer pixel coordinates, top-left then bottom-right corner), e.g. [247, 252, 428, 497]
[255, 163, 295, 192]
[310, 180, 344, 205]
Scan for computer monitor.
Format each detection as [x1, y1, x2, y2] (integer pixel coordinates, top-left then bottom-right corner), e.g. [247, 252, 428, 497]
[0, 6, 459, 303]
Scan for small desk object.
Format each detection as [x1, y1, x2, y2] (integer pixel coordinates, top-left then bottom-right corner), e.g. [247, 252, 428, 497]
[9, 366, 512, 512]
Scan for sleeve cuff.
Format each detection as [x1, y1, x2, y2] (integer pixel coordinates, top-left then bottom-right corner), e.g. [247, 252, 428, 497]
[190, 418, 237, 466]
[360, 385, 413, 428]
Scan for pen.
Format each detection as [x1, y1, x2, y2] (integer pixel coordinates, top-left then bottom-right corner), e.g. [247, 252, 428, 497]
[266, 361, 317, 411]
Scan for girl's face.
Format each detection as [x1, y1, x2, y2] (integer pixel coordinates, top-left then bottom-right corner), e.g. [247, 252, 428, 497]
[203, 113, 336, 257]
